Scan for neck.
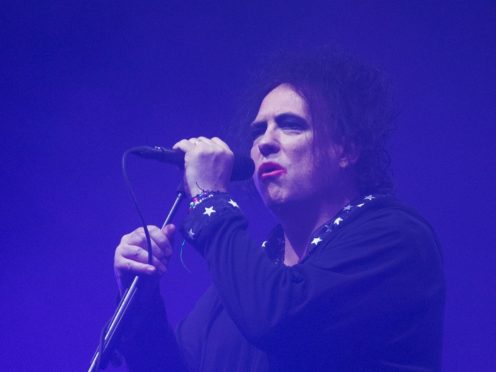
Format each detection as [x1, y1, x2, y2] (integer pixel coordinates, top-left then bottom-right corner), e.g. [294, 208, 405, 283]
[273, 187, 359, 266]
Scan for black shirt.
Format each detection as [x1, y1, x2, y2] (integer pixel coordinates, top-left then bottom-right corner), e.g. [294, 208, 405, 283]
[120, 194, 445, 371]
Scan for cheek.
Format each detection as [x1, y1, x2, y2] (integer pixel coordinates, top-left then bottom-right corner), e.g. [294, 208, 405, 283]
[291, 139, 315, 169]
[250, 144, 257, 160]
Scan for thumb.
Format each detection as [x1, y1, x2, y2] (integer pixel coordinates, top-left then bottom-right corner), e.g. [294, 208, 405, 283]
[162, 223, 176, 241]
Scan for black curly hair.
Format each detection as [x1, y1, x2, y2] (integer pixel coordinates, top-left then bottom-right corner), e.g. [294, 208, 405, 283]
[232, 47, 395, 195]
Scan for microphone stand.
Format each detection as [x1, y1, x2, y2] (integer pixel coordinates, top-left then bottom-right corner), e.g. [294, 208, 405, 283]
[88, 189, 185, 371]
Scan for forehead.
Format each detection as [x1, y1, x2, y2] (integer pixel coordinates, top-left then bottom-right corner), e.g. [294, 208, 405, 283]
[254, 84, 310, 122]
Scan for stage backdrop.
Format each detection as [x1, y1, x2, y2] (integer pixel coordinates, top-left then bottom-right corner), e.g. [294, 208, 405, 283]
[1, 1, 495, 370]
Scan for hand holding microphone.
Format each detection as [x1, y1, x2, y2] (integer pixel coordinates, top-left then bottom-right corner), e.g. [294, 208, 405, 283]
[131, 137, 254, 197]
[172, 137, 236, 197]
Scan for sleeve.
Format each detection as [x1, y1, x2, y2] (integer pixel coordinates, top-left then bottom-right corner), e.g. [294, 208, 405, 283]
[116, 287, 190, 372]
[181, 195, 445, 354]
[175, 285, 222, 372]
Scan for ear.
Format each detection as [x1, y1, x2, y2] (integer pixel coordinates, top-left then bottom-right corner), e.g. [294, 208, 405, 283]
[338, 143, 359, 169]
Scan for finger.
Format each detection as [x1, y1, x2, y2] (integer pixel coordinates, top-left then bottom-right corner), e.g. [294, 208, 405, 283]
[162, 223, 176, 237]
[211, 137, 231, 151]
[172, 138, 195, 152]
[116, 258, 158, 276]
[161, 224, 176, 257]
[120, 226, 169, 259]
[120, 243, 166, 267]
[198, 137, 227, 153]
[123, 229, 160, 250]
[196, 136, 217, 147]
[119, 245, 168, 273]
[147, 225, 174, 258]
[125, 226, 168, 259]
[151, 227, 173, 259]
[190, 137, 215, 152]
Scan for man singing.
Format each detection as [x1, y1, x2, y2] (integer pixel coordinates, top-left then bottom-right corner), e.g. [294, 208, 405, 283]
[114, 49, 445, 371]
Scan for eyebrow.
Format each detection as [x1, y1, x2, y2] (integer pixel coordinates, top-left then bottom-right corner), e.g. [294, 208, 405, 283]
[251, 113, 309, 127]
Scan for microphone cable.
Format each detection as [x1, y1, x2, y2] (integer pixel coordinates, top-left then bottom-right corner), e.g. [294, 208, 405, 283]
[93, 148, 156, 371]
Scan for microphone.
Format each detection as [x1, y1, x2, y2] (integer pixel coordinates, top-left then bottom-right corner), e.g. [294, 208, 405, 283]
[129, 146, 255, 181]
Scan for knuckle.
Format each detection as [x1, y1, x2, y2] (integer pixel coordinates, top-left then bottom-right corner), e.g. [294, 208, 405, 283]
[130, 230, 145, 242]
[114, 251, 123, 263]
[120, 233, 131, 244]
[115, 242, 124, 253]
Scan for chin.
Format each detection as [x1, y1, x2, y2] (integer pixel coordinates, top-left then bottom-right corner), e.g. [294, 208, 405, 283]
[261, 189, 291, 210]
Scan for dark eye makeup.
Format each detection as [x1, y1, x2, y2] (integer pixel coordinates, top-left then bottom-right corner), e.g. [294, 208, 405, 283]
[249, 122, 267, 140]
[250, 113, 309, 141]
[275, 113, 309, 130]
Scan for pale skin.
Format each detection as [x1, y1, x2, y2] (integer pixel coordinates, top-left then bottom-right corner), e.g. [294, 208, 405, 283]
[114, 84, 359, 292]
[114, 224, 175, 295]
[249, 84, 359, 264]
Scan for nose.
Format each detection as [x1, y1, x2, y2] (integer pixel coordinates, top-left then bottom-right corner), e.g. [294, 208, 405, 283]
[257, 124, 280, 158]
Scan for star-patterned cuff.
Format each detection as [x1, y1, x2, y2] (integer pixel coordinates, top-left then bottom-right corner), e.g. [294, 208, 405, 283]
[181, 193, 243, 251]
[189, 191, 229, 211]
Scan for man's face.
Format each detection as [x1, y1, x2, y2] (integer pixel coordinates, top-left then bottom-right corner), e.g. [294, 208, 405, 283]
[250, 84, 343, 209]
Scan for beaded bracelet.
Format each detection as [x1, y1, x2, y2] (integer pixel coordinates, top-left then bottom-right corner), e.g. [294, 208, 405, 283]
[189, 190, 227, 211]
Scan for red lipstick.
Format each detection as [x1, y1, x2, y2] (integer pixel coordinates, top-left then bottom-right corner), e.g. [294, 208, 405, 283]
[258, 162, 287, 180]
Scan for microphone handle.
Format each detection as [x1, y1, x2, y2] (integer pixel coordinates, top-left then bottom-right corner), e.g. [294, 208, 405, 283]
[129, 146, 254, 181]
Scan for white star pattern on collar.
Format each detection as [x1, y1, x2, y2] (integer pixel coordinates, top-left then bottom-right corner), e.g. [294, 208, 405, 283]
[343, 205, 352, 211]
[203, 206, 216, 216]
[311, 237, 323, 246]
[364, 195, 375, 201]
[188, 228, 195, 239]
[228, 199, 239, 208]
[334, 217, 343, 225]
[261, 240, 267, 248]
[357, 203, 365, 207]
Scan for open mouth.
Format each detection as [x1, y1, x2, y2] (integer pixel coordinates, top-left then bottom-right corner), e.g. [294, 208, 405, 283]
[258, 162, 287, 180]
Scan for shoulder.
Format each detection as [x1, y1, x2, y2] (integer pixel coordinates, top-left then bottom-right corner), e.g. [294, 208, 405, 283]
[340, 195, 440, 247]
[310, 196, 443, 278]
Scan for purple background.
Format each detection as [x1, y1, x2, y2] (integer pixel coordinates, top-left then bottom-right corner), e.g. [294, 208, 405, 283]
[1, 1, 495, 370]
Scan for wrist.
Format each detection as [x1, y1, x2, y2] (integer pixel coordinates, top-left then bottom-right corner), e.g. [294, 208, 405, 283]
[189, 190, 229, 211]
[188, 183, 227, 197]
